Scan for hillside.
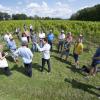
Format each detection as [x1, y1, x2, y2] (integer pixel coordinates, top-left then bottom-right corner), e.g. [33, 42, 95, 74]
[70, 4, 100, 21]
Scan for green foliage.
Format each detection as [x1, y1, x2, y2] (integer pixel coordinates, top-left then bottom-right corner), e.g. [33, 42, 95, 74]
[70, 4, 100, 21]
[0, 20, 100, 100]
[0, 20, 100, 44]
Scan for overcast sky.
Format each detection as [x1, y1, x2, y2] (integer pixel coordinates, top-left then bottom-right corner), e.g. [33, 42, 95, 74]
[0, 0, 100, 19]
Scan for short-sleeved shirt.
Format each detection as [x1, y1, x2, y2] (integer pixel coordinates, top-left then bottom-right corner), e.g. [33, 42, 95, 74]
[58, 33, 65, 40]
[74, 43, 83, 55]
[14, 46, 33, 64]
[47, 33, 54, 41]
[39, 33, 45, 39]
[8, 40, 17, 50]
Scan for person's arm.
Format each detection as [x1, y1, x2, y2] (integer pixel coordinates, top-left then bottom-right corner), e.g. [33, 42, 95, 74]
[36, 43, 45, 52]
[0, 52, 8, 60]
[14, 49, 19, 56]
[28, 49, 33, 58]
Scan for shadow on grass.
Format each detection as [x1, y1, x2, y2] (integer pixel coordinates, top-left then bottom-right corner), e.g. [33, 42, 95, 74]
[6, 56, 14, 62]
[33, 63, 50, 72]
[0, 69, 7, 76]
[51, 55, 74, 66]
[66, 66, 86, 76]
[32, 63, 41, 72]
[11, 64, 27, 76]
[51, 49, 58, 53]
[51, 55, 86, 76]
[11, 63, 42, 76]
[69, 53, 74, 57]
[64, 78, 99, 97]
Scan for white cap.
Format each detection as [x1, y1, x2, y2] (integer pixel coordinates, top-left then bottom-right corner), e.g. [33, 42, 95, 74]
[61, 30, 64, 33]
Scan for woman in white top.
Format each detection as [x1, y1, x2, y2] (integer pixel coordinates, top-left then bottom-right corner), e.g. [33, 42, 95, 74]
[0, 44, 12, 76]
[21, 33, 28, 43]
[35, 38, 51, 72]
[24, 30, 30, 43]
[58, 30, 65, 53]
[39, 31, 45, 48]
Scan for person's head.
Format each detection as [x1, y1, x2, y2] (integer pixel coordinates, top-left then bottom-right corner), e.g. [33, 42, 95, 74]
[22, 41, 28, 47]
[9, 36, 13, 41]
[68, 32, 72, 36]
[49, 30, 52, 33]
[61, 30, 64, 34]
[22, 33, 26, 37]
[79, 34, 83, 39]
[42, 38, 48, 44]
[5, 32, 9, 35]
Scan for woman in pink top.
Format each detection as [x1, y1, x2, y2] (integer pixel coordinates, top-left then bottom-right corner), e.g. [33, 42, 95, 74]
[66, 32, 73, 43]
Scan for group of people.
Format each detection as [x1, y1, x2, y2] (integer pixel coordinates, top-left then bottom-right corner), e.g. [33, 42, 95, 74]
[0, 24, 100, 79]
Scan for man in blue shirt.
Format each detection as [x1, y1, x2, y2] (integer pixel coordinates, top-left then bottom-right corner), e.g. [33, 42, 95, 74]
[89, 46, 100, 76]
[7, 37, 18, 62]
[14, 42, 33, 77]
[47, 30, 54, 51]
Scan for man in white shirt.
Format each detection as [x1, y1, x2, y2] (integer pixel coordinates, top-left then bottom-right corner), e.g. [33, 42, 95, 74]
[35, 38, 51, 72]
[14, 42, 33, 77]
[39, 31, 45, 48]
[30, 24, 33, 34]
[58, 30, 65, 52]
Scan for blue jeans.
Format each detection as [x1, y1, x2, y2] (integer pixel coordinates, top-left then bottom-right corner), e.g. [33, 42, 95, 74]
[32, 43, 37, 52]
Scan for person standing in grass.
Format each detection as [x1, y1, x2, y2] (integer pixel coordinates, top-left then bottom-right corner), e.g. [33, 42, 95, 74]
[47, 30, 54, 51]
[15, 27, 20, 39]
[60, 32, 73, 61]
[60, 40, 71, 61]
[39, 30, 45, 48]
[0, 44, 12, 76]
[30, 24, 33, 34]
[7, 36, 18, 62]
[89, 46, 100, 76]
[73, 39, 84, 68]
[35, 38, 51, 72]
[24, 30, 30, 43]
[31, 32, 38, 52]
[14, 42, 33, 77]
[23, 24, 27, 31]
[65, 32, 73, 43]
[58, 30, 65, 53]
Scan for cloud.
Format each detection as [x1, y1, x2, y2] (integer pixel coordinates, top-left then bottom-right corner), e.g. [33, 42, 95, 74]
[26, 1, 73, 18]
[0, 4, 12, 14]
[0, 1, 73, 19]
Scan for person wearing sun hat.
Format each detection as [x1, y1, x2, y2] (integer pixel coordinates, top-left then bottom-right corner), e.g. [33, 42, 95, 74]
[58, 30, 65, 53]
[7, 36, 18, 62]
[47, 29, 54, 51]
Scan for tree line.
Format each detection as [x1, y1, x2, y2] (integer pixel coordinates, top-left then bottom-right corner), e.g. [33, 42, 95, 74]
[0, 12, 62, 21]
[70, 4, 100, 21]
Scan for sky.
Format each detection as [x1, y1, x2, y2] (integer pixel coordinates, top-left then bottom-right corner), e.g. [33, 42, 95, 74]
[0, 0, 100, 19]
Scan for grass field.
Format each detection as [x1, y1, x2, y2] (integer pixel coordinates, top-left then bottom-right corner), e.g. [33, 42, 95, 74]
[0, 20, 100, 100]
